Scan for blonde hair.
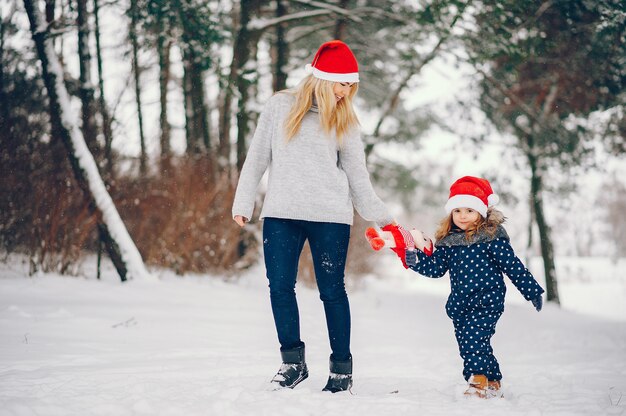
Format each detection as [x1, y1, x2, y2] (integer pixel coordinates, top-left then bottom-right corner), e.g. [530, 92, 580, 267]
[434, 208, 504, 242]
[282, 75, 359, 143]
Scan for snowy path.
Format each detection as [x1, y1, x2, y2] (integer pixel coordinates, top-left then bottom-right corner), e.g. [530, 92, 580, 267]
[0, 258, 625, 416]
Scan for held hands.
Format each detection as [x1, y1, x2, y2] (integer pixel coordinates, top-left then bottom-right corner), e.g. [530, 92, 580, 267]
[365, 224, 433, 269]
[381, 223, 414, 269]
[365, 225, 433, 254]
[531, 295, 543, 312]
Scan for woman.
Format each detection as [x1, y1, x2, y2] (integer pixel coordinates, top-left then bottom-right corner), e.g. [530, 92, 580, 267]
[232, 40, 399, 392]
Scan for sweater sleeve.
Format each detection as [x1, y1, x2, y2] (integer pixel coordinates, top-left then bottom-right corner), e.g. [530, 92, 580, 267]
[409, 248, 449, 278]
[339, 132, 394, 227]
[488, 238, 545, 300]
[231, 97, 275, 220]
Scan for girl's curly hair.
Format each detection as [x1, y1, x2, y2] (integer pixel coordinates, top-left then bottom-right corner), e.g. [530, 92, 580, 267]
[435, 208, 506, 243]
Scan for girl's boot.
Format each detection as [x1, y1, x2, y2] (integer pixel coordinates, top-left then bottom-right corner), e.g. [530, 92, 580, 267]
[487, 380, 503, 398]
[322, 355, 353, 393]
[271, 344, 308, 389]
[464, 374, 488, 398]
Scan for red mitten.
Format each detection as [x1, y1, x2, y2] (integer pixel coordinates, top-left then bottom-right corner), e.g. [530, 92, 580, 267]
[382, 224, 414, 269]
[365, 227, 386, 251]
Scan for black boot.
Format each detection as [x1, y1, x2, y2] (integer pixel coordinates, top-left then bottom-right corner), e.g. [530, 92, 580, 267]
[322, 355, 353, 393]
[270, 344, 309, 389]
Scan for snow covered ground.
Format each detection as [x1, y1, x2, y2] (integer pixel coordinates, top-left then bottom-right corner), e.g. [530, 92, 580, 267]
[1, 255, 625, 416]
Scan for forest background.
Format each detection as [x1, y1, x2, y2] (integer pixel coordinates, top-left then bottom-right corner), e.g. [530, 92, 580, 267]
[1, 0, 624, 307]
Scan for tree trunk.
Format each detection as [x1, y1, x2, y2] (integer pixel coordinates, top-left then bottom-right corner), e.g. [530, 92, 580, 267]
[0, 14, 9, 132]
[235, 31, 261, 172]
[24, 0, 150, 282]
[182, 67, 192, 153]
[93, 0, 114, 174]
[129, 0, 147, 174]
[181, 49, 209, 155]
[233, 0, 263, 172]
[157, 28, 172, 158]
[334, 0, 349, 40]
[218, 4, 239, 170]
[76, 0, 99, 155]
[218, 75, 232, 169]
[526, 190, 534, 267]
[527, 134, 560, 304]
[220, 0, 262, 172]
[272, 0, 288, 92]
[45, 0, 55, 26]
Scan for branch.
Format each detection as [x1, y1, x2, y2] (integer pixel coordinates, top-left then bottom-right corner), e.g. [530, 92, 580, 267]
[372, 37, 445, 138]
[540, 80, 559, 121]
[248, 9, 334, 31]
[371, 0, 473, 140]
[248, 0, 368, 31]
[477, 67, 554, 133]
[287, 21, 336, 43]
[289, 0, 363, 21]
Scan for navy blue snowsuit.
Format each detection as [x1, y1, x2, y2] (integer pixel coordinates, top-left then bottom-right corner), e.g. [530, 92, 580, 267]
[410, 225, 544, 381]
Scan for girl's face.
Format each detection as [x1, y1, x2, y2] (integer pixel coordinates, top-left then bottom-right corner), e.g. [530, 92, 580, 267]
[452, 208, 481, 230]
[332, 82, 355, 103]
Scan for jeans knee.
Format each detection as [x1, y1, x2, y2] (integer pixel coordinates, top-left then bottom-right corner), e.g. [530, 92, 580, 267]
[268, 280, 295, 301]
[319, 283, 348, 304]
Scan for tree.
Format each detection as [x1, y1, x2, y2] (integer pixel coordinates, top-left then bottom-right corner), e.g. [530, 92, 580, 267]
[93, 0, 114, 172]
[128, 0, 147, 174]
[142, 0, 222, 159]
[177, 0, 219, 156]
[76, 0, 99, 156]
[462, 0, 626, 303]
[23, 0, 151, 282]
[271, 0, 289, 92]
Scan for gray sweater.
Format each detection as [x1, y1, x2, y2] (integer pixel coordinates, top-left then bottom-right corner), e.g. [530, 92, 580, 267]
[232, 93, 394, 227]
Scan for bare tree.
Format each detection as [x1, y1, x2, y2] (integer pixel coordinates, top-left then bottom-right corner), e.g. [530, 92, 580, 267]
[129, 0, 147, 174]
[93, 0, 114, 173]
[271, 0, 288, 92]
[157, 24, 171, 158]
[76, 0, 99, 155]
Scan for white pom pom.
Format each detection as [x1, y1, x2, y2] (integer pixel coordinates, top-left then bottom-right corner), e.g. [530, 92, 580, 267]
[488, 193, 500, 206]
[304, 64, 313, 74]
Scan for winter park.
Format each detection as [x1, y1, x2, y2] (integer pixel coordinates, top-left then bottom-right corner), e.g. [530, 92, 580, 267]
[1, 0, 625, 415]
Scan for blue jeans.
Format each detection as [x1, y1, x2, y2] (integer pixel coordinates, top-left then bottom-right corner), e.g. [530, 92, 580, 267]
[263, 217, 351, 361]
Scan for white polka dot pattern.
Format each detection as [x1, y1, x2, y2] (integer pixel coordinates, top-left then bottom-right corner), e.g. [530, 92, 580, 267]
[409, 232, 545, 382]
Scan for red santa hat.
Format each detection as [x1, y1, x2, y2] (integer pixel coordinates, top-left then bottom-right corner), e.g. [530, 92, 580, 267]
[444, 176, 500, 218]
[305, 40, 359, 83]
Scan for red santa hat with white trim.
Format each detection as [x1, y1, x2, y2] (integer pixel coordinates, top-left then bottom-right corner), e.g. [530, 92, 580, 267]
[305, 40, 359, 83]
[444, 176, 500, 218]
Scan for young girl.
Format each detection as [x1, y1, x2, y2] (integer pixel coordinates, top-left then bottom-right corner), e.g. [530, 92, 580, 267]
[232, 40, 402, 392]
[403, 176, 544, 398]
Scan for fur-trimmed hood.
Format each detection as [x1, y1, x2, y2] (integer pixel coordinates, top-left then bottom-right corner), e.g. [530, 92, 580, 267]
[436, 209, 508, 248]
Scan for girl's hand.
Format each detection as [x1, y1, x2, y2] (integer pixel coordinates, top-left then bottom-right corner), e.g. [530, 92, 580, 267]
[531, 295, 543, 312]
[405, 250, 418, 268]
[234, 215, 248, 227]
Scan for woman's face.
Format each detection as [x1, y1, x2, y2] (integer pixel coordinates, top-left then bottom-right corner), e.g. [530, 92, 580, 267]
[452, 208, 481, 230]
[332, 82, 355, 103]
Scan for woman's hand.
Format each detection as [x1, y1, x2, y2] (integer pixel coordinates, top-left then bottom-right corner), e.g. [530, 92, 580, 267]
[234, 215, 248, 227]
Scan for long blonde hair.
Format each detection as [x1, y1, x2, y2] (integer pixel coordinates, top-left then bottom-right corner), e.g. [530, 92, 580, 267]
[434, 208, 505, 242]
[282, 75, 359, 143]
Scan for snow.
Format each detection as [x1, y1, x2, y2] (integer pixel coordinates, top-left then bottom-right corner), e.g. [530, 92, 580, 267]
[1, 254, 625, 416]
